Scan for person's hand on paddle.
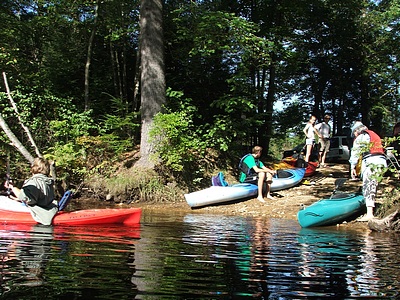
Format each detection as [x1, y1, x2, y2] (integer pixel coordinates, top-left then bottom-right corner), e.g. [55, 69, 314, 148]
[3, 180, 19, 200]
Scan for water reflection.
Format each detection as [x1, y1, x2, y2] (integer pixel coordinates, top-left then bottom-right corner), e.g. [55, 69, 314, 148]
[0, 225, 53, 291]
[0, 213, 399, 299]
[0, 224, 140, 299]
[132, 213, 399, 299]
[297, 227, 400, 298]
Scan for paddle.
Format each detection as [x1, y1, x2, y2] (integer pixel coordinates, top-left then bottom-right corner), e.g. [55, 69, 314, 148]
[5, 151, 11, 196]
[58, 190, 73, 211]
[330, 178, 347, 199]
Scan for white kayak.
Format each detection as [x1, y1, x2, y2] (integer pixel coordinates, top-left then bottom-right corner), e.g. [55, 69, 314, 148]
[0, 196, 30, 212]
[184, 183, 258, 208]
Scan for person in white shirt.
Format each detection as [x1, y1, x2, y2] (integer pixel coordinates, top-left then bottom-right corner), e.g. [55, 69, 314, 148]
[315, 115, 332, 167]
[303, 115, 322, 162]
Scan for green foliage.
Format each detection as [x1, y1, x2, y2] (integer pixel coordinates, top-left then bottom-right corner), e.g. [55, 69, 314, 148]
[150, 110, 197, 172]
[1, 89, 136, 184]
[49, 109, 102, 141]
[150, 90, 236, 175]
[0, 90, 101, 149]
[45, 142, 87, 181]
[101, 95, 141, 142]
[377, 185, 400, 218]
[46, 134, 132, 183]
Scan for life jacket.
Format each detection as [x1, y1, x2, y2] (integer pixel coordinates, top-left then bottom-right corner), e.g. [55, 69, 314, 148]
[359, 129, 384, 155]
[238, 154, 261, 175]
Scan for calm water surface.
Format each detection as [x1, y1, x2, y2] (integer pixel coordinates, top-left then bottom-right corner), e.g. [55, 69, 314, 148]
[0, 211, 399, 299]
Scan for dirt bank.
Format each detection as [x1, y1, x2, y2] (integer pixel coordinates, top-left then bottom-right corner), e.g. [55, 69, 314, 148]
[135, 162, 374, 229]
[73, 162, 395, 229]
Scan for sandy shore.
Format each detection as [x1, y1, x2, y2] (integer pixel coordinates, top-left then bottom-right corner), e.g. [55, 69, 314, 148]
[134, 162, 374, 229]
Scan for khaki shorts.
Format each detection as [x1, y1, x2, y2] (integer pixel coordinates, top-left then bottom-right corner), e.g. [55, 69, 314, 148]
[319, 139, 330, 152]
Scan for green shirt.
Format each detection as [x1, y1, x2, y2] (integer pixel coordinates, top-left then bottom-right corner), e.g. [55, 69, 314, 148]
[239, 154, 264, 182]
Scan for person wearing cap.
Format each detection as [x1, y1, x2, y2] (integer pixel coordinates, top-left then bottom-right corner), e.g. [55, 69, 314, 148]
[349, 121, 387, 221]
[315, 115, 332, 167]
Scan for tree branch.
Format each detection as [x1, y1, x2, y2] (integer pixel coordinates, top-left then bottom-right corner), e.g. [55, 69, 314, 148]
[2, 72, 42, 158]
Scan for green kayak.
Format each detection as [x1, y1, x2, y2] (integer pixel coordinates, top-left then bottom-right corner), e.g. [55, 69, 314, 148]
[297, 192, 365, 228]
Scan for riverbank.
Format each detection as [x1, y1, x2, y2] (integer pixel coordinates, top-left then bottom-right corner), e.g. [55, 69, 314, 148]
[134, 162, 379, 229]
[72, 161, 396, 229]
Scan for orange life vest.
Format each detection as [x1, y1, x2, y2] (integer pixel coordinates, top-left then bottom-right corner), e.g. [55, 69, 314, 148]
[364, 129, 384, 154]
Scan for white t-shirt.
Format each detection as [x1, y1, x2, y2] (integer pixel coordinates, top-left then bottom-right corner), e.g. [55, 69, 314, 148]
[315, 122, 331, 139]
[304, 123, 316, 139]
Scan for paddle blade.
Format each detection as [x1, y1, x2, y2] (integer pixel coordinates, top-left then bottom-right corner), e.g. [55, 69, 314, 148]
[58, 190, 73, 211]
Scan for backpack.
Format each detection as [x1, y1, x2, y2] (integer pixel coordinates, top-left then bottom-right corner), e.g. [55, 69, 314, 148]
[211, 172, 229, 187]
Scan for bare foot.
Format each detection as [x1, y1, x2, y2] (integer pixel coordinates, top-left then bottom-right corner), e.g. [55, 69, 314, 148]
[266, 195, 276, 201]
[257, 196, 266, 203]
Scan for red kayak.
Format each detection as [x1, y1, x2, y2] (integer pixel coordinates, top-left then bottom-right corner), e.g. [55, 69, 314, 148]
[283, 157, 318, 177]
[0, 207, 142, 226]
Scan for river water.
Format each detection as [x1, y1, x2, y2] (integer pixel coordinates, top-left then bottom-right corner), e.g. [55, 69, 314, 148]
[0, 211, 399, 299]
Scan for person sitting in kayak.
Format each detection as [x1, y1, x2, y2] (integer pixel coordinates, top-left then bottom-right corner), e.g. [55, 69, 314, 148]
[4, 157, 58, 225]
[239, 146, 276, 202]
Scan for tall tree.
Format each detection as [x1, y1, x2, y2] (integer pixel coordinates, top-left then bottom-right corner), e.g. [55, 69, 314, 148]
[137, 0, 165, 168]
[84, 0, 100, 111]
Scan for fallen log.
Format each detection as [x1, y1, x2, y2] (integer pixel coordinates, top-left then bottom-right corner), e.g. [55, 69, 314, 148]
[368, 210, 400, 232]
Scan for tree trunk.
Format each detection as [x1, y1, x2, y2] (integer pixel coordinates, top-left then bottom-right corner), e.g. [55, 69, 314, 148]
[84, 1, 99, 111]
[0, 114, 34, 163]
[3, 72, 42, 158]
[368, 210, 400, 232]
[133, 50, 141, 112]
[264, 54, 277, 155]
[109, 39, 120, 98]
[136, 0, 166, 168]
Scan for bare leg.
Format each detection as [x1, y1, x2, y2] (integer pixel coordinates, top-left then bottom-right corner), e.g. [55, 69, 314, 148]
[321, 151, 327, 166]
[305, 144, 312, 162]
[257, 172, 266, 202]
[265, 182, 275, 200]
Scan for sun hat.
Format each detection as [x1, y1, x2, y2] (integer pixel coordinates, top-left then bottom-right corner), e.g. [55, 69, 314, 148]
[351, 121, 364, 135]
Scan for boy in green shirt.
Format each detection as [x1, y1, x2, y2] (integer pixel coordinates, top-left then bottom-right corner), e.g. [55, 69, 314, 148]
[239, 146, 276, 202]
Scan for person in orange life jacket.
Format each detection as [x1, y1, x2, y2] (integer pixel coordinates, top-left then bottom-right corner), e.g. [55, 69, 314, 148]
[349, 121, 387, 221]
[239, 146, 277, 202]
[315, 114, 331, 167]
[303, 115, 322, 162]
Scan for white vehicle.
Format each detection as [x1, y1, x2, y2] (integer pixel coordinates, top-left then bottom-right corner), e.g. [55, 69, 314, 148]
[326, 136, 350, 161]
